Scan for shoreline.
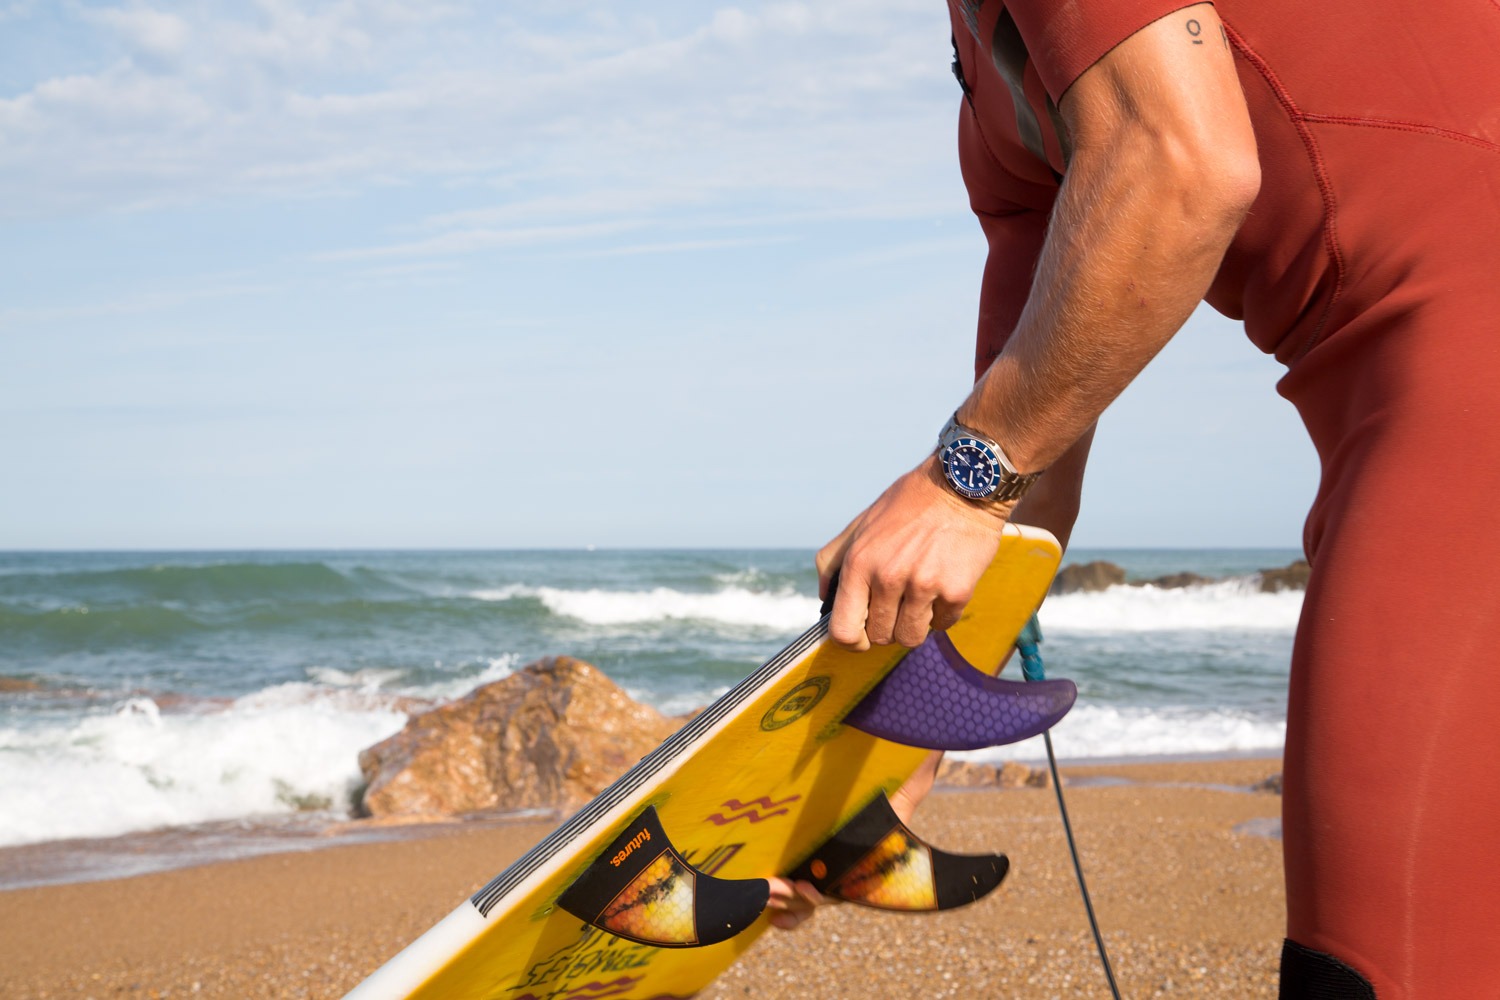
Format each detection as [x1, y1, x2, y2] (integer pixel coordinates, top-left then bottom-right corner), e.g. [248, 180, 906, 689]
[2, 756, 1284, 999]
[0, 750, 1283, 892]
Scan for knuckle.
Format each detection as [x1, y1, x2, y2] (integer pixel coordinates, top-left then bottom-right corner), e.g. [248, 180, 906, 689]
[843, 550, 874, 580]
[896, 625, 928, 648]
[871, 565, 906, 594]
[940, 583, 975, 608]
[909, 570, 941, 598]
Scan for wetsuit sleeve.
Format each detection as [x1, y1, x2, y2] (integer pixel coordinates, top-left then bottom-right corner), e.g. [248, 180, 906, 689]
[958, 99, 1054, 379]
[1004, 0, 1203, 101]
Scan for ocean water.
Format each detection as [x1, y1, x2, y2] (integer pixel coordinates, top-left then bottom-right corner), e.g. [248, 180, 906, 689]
[0, 547, 1301, 858]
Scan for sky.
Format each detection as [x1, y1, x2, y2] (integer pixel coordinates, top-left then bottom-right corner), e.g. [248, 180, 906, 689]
[0, 1, 1319, 551]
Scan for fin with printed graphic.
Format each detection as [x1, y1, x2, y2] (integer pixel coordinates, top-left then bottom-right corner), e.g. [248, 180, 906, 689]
[557, 806, 769, 948]
[787, 793, 1007, 911]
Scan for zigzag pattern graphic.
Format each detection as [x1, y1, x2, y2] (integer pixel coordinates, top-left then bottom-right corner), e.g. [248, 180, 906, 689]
[705, 794, 801, 825]
[515, 975, 690, 1000]
[513, 976, 636, 1000]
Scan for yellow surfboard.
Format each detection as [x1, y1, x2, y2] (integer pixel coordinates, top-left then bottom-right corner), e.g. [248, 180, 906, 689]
[344, 524, 1062, 1000]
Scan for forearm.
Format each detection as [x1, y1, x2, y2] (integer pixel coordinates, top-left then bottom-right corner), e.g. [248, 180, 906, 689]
[1009, 427, 1093, 550]
[959, 5, 1259, 474]
[817, 5, 1259, 654]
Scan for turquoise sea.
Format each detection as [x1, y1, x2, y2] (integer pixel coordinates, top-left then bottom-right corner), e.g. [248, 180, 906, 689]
[0, 547, 1301, 880]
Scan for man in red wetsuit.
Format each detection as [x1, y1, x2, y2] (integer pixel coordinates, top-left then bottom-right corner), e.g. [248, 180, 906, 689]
[768, 2, 1500, 996]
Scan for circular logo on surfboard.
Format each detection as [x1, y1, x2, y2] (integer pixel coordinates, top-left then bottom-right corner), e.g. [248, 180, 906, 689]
[760, 676, 831, 731]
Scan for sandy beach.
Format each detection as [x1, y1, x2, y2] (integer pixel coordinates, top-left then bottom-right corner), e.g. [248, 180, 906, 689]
[1, 757, 1284, 999]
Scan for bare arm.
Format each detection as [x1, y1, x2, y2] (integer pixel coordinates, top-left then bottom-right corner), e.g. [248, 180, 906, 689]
[817, 3, 1259, 651]
[962, 3, 1259, 472]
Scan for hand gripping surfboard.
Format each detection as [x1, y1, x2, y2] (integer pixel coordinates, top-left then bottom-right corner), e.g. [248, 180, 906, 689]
[344, 524, 1069, 1000]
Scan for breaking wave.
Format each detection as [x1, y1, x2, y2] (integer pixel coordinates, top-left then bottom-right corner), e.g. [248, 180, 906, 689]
[961, 703, 1287, 763]
[473, 584, 821, 630]
[1042, 578, 1302, 632]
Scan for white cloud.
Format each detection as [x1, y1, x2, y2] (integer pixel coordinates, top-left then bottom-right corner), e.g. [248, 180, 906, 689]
[314, 219, 645, 262]
[84, 6, 192, 61]
[0, 1, 963, 232]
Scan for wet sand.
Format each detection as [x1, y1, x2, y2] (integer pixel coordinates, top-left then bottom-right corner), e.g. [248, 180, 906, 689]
[1, 757, 1284, 999]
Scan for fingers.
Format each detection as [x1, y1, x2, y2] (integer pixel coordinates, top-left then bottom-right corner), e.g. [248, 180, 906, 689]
[827, 566, 871, 651]
[820, 520, 873, 651]
[815, 518, 859, 602]
[765, 878, 829, 931]
[863, 563, 903, 647]
[930, 595, 965, 634]
[839, 557, 966, 649]
[817, 460, 1005, 652]
[889, 568, 948, 648]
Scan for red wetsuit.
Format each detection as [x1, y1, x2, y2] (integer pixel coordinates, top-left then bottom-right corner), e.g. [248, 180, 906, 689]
[948, 1, 1500, 996]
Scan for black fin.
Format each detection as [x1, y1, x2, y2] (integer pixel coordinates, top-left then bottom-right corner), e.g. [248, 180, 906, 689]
[557, 806, 769, 948]
[788, 793, 1008, 911]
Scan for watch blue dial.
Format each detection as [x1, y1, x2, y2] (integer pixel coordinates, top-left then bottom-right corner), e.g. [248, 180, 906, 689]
[936, 413, 1044, 504]
[940, 436, 1002, 499]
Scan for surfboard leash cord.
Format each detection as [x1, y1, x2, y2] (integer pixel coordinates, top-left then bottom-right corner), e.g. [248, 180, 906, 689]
[1017, 615, 1125, 1000]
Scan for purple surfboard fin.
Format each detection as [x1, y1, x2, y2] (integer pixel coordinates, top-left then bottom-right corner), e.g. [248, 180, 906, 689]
[841, 630, 1076, 750]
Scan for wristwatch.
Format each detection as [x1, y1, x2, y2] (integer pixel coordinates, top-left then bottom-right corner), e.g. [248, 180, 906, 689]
[936, 412, 1042, 504]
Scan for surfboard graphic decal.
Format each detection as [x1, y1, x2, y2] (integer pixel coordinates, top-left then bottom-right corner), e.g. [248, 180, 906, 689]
[705, 795, 800, 826]
[597, 850, 699, 946]
[557, 806, 770, 949]
[830, 828, 938, 910]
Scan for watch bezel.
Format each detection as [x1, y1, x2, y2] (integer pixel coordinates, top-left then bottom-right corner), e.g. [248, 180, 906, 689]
[939, 435, 1004, 499]
[936, 413, 1042, 505]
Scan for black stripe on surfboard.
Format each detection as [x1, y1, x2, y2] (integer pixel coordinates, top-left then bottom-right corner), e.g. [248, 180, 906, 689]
[470, 617, 830, 918]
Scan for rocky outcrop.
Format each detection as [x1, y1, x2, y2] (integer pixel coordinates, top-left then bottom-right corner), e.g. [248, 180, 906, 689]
[1143, 572, 1212, 590]
[936, 758, 1052, 788]
[1258, 560, 1311, 593]
[1049, 557, 1311, 595]
[357, 656, 681, 819]
[1050, 561, 1127, 595]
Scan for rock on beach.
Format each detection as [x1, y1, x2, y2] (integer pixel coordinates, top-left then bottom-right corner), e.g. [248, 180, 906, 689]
[357, 655, 680, 818]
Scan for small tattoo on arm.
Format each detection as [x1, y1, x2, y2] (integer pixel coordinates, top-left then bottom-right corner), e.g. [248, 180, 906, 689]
[1186, 18, 1203, 44]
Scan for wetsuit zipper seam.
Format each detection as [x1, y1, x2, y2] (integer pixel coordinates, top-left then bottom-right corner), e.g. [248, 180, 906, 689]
[1298, 113, 1500, 157]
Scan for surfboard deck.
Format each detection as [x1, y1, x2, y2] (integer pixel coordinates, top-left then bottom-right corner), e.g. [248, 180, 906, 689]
[344, 523, 1061, 1000]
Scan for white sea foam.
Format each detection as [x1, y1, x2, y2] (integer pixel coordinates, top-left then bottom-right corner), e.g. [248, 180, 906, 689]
[401, 655, 520, 702]
[1042, 579, 1302, 632]
[0, 685, 408, 848]
[475, 584, 821, 630]
[711, 568, 771, 588]
[470, 584, 528, 602]
[630, 685, 733, 718]
[305, 665, 407, 692]
[956, 703, 1286, 764]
